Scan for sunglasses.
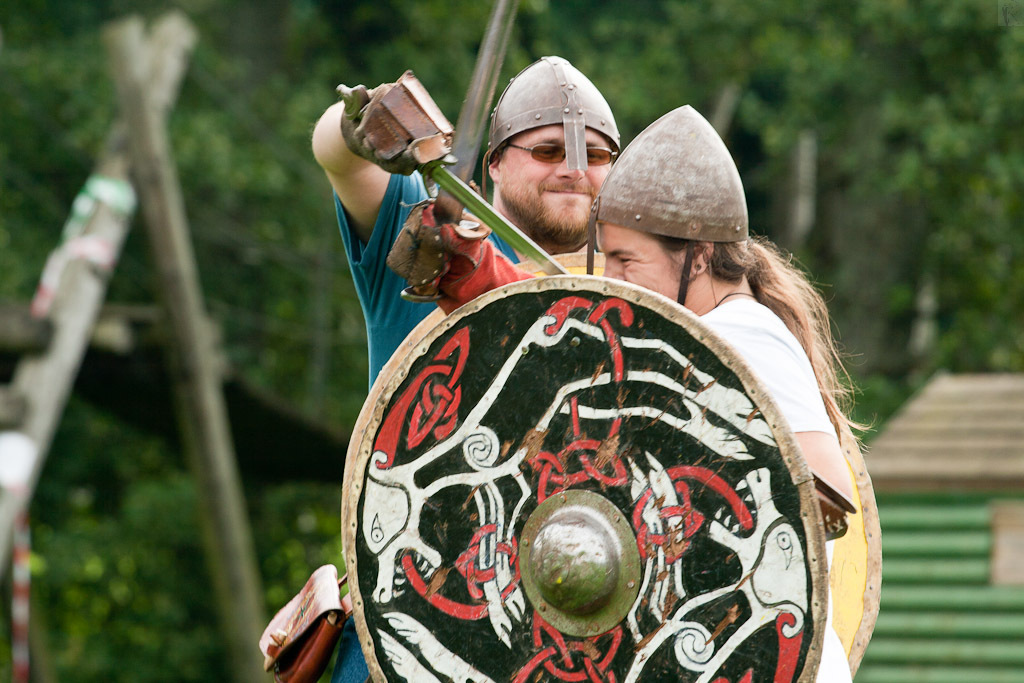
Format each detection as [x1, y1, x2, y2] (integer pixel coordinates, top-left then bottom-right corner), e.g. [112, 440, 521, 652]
[505, 143, 617, 166]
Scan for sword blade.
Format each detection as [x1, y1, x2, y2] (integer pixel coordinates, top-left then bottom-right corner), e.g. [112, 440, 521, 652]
[426, 163, 568, 276]
[450, 0, 520, 183]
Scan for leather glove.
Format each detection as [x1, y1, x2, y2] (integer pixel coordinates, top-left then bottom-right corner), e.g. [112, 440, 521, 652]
[337, 72, 452, 176]
[387, 199, 492, 300]
[337, 82, 420, 175]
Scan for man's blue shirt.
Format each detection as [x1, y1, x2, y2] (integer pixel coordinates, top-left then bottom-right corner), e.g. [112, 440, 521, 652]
[335, 171, 517, 386]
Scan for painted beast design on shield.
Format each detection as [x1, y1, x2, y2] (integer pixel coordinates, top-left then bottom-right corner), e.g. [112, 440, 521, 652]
[348, 281, 823, 683]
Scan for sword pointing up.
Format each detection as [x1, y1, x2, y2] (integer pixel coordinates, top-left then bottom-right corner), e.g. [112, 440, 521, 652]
[339, 0, 567, 277]
[434, 0, 569, 274]
[450, 0, 518, 186]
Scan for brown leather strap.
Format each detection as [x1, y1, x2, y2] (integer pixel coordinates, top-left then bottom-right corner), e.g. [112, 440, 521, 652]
[676, 241, 695, 305]
[814, 473, 856, 541]
[273, 613, 346, 683]
[586, 198, 599, 275]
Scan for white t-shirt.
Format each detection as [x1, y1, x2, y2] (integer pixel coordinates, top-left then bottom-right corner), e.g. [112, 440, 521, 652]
[701, 299, 852, 683]
[701, 299, 834, 437]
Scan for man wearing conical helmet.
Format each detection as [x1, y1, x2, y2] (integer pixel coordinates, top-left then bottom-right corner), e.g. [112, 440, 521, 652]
[312, 57, 619, 383]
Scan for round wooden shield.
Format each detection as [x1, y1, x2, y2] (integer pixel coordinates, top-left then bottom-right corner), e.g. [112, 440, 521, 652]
[343, 276, 828, 683]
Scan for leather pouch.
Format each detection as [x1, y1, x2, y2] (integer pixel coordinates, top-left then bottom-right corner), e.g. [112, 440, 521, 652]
[260, 565, 350, 683]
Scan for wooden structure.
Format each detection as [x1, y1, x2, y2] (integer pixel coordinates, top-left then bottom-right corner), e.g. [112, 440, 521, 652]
[866, 373, 1024, 490]
[104, 21, 268, 679]
[0, 303, 349, 481]
[856, 373, 1024, 683]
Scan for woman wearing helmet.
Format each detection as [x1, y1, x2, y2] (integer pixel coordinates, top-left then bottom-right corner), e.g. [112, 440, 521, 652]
[591, 105, 855, 503]
[593, 106, 856, 682]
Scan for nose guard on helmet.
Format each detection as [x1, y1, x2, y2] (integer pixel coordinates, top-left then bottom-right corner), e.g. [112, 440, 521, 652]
[488, 56, 619, 172]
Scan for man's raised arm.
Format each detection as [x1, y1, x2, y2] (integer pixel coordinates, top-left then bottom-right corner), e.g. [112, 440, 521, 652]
[311, 100, 390, 243]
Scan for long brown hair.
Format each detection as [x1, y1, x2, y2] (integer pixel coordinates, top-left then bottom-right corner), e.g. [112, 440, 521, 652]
[656, 234, 859, 437]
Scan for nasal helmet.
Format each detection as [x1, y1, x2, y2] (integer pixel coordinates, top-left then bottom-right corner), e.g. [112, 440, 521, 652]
[488, 56, 619, 171]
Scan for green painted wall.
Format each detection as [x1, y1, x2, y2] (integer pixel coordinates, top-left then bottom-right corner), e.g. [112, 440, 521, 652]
[856, 493, 1024, 683]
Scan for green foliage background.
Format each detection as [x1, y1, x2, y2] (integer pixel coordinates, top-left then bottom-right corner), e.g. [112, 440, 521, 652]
[1, 0, 1022, 679]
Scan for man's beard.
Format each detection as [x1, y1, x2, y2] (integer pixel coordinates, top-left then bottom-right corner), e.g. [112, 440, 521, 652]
[497, 180, 596, 254]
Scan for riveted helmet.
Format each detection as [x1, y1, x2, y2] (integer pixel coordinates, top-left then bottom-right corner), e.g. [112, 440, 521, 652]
[488, 56, 619, 171]
[593, 105, 748, 243]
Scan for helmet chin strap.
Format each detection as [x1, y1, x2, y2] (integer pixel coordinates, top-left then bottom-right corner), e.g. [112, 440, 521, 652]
[479, 149, 492, 200]
[586, 198, 599, 275]
[676, 241, 695, 305]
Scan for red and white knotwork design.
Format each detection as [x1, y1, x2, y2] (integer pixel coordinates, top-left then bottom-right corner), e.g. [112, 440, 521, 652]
[515, 616, 624, 683]
[374, 327, 470, 469]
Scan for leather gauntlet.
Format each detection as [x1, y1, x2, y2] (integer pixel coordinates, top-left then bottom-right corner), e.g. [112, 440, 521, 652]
[338, 71, 453, 176]
[814, 474, 857, 541]
[387, 199, 492, 301]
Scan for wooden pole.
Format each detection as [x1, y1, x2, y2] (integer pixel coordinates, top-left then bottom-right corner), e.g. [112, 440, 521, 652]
[787, 129, 818, 250]
[0, 10, 197, 573]
[710, 82, 741, 138]
[104, 17, 268, 682]
[0, 304, 52, 354]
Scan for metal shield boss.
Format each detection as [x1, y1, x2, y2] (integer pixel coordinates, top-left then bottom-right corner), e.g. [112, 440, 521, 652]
[343, 276, 829, 683]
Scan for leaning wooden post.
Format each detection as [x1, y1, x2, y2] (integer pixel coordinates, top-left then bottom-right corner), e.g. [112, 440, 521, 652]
[104, 17, 268, 682]
[0, 12, 197, 570]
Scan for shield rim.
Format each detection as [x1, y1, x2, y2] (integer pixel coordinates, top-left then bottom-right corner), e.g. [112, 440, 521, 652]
[832, 428, 882, 676]
[342, 274, 829, 683]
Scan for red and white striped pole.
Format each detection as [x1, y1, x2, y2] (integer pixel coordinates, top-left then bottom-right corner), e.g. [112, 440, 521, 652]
[1, 432, 38, 683]
[11, 510, 30, 683]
